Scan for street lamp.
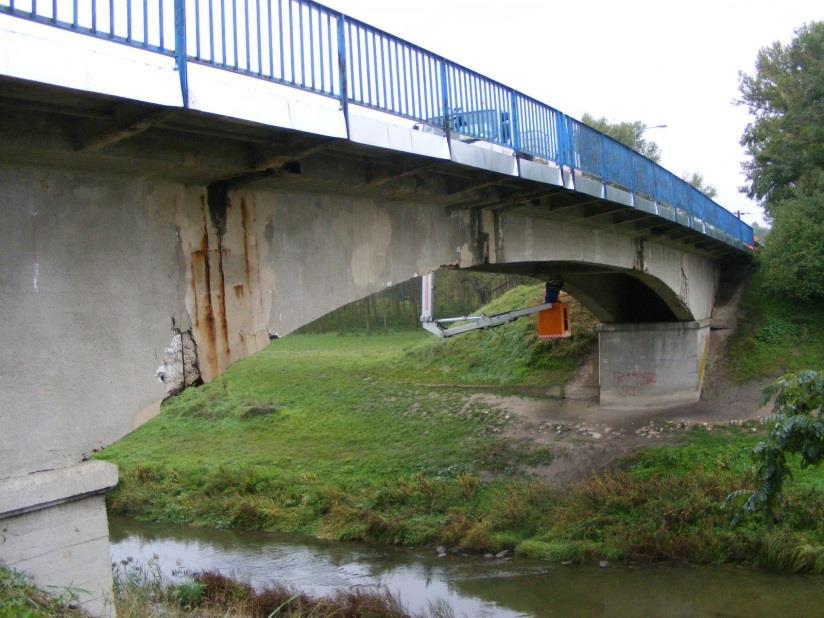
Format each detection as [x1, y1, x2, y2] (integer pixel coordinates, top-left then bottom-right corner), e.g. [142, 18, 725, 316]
[636, 123, 668, 141]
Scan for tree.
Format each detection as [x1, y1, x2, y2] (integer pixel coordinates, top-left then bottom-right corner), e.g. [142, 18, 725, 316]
[760, 193, 824, 300]
[682, 172, 718, 199]
[738, 22, 824, 217]
[739, 22, 824, 301]
[581, 113, 662, 163]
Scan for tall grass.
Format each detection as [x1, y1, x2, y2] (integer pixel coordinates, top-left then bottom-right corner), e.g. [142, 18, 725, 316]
[112, 561, 453, 618]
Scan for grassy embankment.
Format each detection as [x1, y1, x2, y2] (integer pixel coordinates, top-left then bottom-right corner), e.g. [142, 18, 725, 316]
[99, 280, 824, 572]
[726, 270, 824, 382]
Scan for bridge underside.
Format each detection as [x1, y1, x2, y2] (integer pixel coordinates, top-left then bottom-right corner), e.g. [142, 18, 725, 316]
[0, 77, 746, 614]
[472, 262, 684, 323]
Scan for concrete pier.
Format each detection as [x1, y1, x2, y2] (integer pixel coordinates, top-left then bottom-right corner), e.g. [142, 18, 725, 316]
[598, 321, 712, 407]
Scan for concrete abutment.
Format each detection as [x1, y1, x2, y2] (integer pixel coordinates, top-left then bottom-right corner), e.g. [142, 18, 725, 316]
[0, 462, 118, 617]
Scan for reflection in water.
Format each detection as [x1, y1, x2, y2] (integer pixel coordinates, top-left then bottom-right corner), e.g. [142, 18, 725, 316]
[110, 517, 824, 617]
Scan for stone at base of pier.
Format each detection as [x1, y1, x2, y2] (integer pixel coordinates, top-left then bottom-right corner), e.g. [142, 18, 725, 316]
[598, 320, 711, 408]
[0, 461, 118, 617]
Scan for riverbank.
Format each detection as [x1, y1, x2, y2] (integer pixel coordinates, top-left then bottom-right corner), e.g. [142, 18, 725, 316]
[97, 283, 824, 573]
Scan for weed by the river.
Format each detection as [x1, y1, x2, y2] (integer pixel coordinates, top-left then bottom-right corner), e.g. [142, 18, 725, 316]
[112, 560, 453, 618]
[0, 565, 85, 617]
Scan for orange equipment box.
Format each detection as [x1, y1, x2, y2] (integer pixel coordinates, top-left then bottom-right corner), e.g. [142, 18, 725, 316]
[537, 303, 572, 339]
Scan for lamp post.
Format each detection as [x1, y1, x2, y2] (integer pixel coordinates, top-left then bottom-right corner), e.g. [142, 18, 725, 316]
[635, 123, 668, 142]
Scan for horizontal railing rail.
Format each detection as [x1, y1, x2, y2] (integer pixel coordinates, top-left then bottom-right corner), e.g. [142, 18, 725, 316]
[0, 0, 754, 249]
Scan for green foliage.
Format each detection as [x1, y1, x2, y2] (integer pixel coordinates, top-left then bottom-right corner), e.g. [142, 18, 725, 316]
[725, 270, 824, 381]
[760, 193, 824, 301]
[170, 581, 206, 607]
[515, 539, 603, 562]
[739, 21, 824, 213]
[581, 113, 662, 162]
[739, 22, 824, 302]
[735, 371, 824, 523]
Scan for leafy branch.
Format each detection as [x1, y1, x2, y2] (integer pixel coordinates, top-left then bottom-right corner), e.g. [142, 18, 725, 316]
[733, 371, 824, 524]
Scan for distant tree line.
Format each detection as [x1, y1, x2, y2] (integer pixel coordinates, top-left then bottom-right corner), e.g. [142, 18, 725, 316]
[298, 271, 535, 334]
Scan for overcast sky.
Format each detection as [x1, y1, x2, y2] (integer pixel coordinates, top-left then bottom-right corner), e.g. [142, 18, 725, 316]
[321, 0, 822, 227]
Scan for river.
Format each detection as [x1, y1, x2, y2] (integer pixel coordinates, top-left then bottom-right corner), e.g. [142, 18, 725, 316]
[110, 517, 824, 617]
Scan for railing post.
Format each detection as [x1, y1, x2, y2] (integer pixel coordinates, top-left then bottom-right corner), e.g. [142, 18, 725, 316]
[174, 0, 189, 107]
[509, 90, 521, 152]
[439, 60, 450, 136]
[651, 163, 660, 216]
[337, 14, 350, 135]
[598, 132, 607, 198]
[555, 112, 571, 185]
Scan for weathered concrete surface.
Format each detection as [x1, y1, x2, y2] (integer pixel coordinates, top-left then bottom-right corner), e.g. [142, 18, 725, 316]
[0, 161, 724, 478]
[0, 462, 117, 617]
[489, 213, 719, 322]
[597, 321, 712, 408]
[0, 461, 117, 518]
[0, 166, 190, 478]
[0, 163, 475, 473]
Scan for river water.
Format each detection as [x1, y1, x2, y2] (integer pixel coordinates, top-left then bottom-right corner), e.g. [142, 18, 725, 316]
[110, 517, 824, 617]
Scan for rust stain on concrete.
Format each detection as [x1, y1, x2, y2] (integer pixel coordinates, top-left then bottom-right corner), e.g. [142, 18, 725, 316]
[240, 198, 254, 289]
[194, 197, 220, 380]
[164, 187, 275, 384]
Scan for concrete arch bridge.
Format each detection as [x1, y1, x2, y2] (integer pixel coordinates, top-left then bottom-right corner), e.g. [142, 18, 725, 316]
[0, 3, 751, 614]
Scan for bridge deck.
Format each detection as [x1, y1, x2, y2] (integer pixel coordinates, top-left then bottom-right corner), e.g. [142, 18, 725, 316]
[0, 1, 753, 253]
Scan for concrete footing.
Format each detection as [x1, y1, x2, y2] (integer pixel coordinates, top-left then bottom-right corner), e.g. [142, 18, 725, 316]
[0, 461, 118, 617]
[598, 320, 711, 408]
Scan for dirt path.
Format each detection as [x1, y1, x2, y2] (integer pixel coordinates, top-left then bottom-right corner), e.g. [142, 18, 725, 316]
[472, 345, 771, 485]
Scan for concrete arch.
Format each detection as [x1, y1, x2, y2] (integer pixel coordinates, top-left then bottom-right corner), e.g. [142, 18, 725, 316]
[470, 261, 694, 323]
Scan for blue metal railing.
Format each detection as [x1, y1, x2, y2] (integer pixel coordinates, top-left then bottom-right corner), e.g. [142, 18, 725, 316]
[0, 0, 754, 249]
[0, 0, 176, 52]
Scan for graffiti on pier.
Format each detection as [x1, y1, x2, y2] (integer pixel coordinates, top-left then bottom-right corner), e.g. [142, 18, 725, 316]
[613, 371, 657, 397]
